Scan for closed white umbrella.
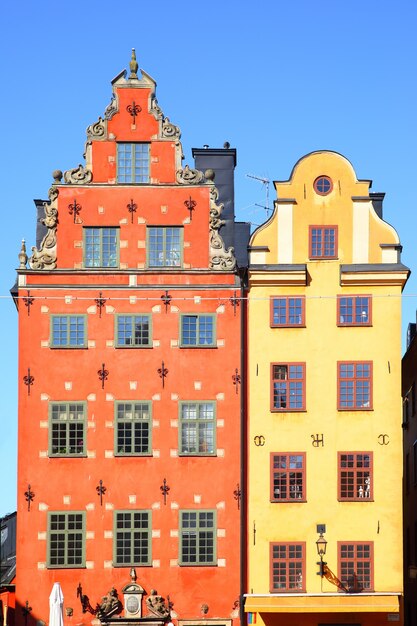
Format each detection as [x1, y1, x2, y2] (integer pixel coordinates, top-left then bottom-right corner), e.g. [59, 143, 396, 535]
[49, 583, 64, 626]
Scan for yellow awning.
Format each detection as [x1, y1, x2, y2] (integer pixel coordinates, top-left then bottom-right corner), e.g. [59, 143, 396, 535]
[244, 594, 400, 614]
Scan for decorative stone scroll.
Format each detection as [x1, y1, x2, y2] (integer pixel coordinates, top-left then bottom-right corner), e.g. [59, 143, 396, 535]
[176, 164, 205, 185]
[29, 187, 59, 270]
[162, 117, 181, 139]
[104, 93, 119, 120]
[86, 116, 107, 140]
[209, 187, 236, 270]
[150, 96, 163, 121]
[63, 164, 93, 184]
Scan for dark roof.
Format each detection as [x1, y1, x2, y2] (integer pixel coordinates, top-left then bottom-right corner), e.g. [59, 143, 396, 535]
[1, 512, 16, 585]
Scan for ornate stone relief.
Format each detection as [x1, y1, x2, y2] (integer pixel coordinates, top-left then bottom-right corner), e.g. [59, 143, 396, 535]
[63, 164, 93, 184]
[209, 187, 236, 270]
[104, 93, 119, 120]
[150, 96, 163, 121]
[176, 164, 205, 185]
[161, 117, 181, 139]
[86, 116, 107, 140]
[29, 187, 59, 270]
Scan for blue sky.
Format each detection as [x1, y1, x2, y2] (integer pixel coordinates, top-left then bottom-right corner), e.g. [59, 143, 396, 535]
[1, 0, 416, 516]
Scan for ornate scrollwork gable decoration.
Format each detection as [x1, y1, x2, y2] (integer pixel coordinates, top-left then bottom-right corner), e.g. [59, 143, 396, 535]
[162, 117, 181, 140]
[86, 116, 107, 140]
[150, 96, 163, 121]
[63, 164, 93, 184]
[29, 186, 59, 270]
[104, 93, 119, 120]
[209, 186, 236, 271]
[176, 164, 205, 185]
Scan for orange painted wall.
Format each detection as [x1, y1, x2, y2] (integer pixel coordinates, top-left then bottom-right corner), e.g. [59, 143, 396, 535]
[15, 70, 243, 626]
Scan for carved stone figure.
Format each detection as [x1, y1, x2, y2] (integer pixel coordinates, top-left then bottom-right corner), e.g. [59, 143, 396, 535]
[29, 186, 59, 270]
[96, 587, 122, 619]
[63, 164, 93, 184]
[208, 187, 236, 270]
[145, 590, 170, 618]
[176, 164, 204, 185]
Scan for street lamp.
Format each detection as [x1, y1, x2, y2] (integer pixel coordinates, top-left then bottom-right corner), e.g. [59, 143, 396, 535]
[316, 532, 327, 577]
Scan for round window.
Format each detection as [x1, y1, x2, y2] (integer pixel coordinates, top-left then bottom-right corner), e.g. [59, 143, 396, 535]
[313, 176, 333, 196]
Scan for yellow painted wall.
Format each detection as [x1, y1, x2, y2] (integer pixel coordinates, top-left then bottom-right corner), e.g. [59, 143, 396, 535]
[247, 152, 407, 617]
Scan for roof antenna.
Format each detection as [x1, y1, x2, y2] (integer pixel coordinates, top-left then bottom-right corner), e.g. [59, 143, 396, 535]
[129, 48, 138, 79]
[246, 173, 271, 216]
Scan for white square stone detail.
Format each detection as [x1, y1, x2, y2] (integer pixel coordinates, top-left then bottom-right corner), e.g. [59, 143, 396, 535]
[152, 157, 159, 163]
[183, 263, 191, 269]
[87, 305, 96, 314]
[38, 503, 48, 511]
[86, 451, 96, 458]
[216, 305, 225, 314]
[138, 217, 146, 224]
[86, 531, 95, 539]
[104, 531, 113, 539]
[170, 530, 179, 538]
[106, 340, 114, 347]
[193, 495, 202, 504]
[64, 382, 72, 390]
[65, 296, 72, 304]
[37, 562, 46, 570]
[105, 305, 115, 314]
[153, 419, 160, 427]
[41, 305, 49, 313]
[108, 152, 115, 159]
[87, 394, 96, 401]
[217, 449, 225, 457]
[98, 206, 105, 213]
[86, 503, 95, 511]
[217, 419, 225, 427]
[216, 501, 226, 509]
[183, 217, 191, 225]
[170, 419, 178, 428]
[216, 393, 225, 401]
[87, 421, 96, 428]
[41, 340, 49, 348]
[152, 502, 161, 510]
[152, 560, 161, 568]
[86, 561, 94, 569]
[152, 305, 161, 313]
[194, 296, 201, 304]
[170, 559, 178, 567]
[106, 394, 114, 401]
[217, 339, 225, 347]
[194, 381, 202, 390]
[152, 529, 161, 538]
[170, 450, 178, 457]
[40, 393, 49, 401]
[74, 262, 83, 269]
[107, 178, 116, 184]
[39, 421, 48, 428]
[129, 275, 137, 287]
[39, 451, 48, 458]
[217, 529, 226, 538]
[38, 532, 46, 540]
[129, 381, 138, 390]
[63, 496, 71, 505]
[129, 296, 137, 304]
[161, 205, 167, 213]
[104, 560, 113, 569]
[105, 451, 114, 458]
[105, 503, 114, 511]
[153, 449, 160, 457]
[120, 240, 128, 248]
[137, 240, 146, 248]
[119, 218, 128, 225]
[171, 393, 179, 401]
[171, 305, 179, 313]
[18, 275, 27, 286]
[153, 340, 160, 347]
[217, 558, 226, 567]
[120, 263, 128, 270]
[137, 262, 145, 269]
[171, 339, 179, 348]
[152, 394, 161, 401]
[88, 340, 96, 348]
[74, 241, 83, 248]
[183, 240, 190, 247]
[170, 502, 179, 510]
[129, 495, 136, 504]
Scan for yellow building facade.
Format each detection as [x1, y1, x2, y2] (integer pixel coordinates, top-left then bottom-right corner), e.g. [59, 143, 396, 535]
[245, 151, 409, 625]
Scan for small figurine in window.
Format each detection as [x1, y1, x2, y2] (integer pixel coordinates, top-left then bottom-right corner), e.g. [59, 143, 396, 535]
[364, 476, 371, 498]
[358, 485, 364, 498]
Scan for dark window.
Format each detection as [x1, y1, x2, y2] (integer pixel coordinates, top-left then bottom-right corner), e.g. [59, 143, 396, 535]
[338, 362, 372, 410]
[48, 512, 85, 568]
[114, 511, 151, 566]
[271, 453, 305, 501]
[271, 297, 305, 327]
[338, 542, 373, 591]
[309, 226, 337, 259]
[338, 452, 372, 500]
[270, 543, 305, 592]
[49, 403, 86, 456]
[180, 511, 216, 565]
[271, 363, 306, 411]
[115, 402, 151, 455]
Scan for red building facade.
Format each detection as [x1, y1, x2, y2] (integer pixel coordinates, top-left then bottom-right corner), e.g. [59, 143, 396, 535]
[15, 52, 246, 626]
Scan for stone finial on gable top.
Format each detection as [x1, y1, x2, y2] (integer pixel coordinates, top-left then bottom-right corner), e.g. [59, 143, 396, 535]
[129, 48, 138, 79]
